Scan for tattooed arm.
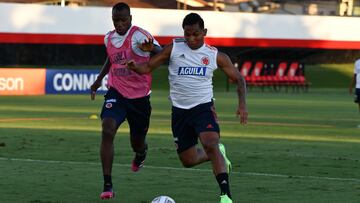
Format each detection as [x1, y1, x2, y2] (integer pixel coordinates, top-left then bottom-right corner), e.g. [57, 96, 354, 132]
[217, 52, 248, 124]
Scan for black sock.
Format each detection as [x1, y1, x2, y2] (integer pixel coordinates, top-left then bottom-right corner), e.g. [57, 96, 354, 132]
[136, 150, 147, 157]
[216, 173, 232, 199]
[103, 175, 112, 191]
[134, 144, 148, 163]
[136, 144, 148, 155]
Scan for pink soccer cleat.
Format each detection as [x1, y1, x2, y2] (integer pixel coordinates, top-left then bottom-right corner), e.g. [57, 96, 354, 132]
[131, 149, 147, 172]
[100, 191, 115, 200]
[131, 159, 144, 172]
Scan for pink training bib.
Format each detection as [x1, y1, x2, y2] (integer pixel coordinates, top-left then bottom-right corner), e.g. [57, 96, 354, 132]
[106, 26, 152, 99]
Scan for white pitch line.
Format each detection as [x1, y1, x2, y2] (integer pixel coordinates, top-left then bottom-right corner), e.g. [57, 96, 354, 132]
[1, 157, 360, 183]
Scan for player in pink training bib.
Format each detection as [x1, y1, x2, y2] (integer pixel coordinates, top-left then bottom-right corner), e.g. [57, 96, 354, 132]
[90, 2, 161, 200]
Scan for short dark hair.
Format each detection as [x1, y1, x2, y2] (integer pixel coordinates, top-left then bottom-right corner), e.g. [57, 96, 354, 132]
[112, 2, 130, 15]
[182, 13, 204, 29]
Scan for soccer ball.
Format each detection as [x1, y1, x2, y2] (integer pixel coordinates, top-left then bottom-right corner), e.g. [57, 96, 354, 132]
[151, 195, 175, 203]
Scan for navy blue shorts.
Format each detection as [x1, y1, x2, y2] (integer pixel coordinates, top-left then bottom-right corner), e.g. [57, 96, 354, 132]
[355, 88, 360, 103]
[100, 88, 151, 138]
[171, 101, 220, 153]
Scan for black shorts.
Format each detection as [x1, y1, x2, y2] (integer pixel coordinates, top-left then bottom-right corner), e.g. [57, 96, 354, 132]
[355, 88, 360, 103]
[100, 88, 151, 138]
[171, 101, 220, 153]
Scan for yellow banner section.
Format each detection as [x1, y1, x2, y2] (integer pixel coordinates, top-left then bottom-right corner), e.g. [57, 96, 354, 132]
[0, 68, 45, 95]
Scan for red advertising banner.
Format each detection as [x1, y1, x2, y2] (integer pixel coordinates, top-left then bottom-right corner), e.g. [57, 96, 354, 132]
[0, 68, 46, 95]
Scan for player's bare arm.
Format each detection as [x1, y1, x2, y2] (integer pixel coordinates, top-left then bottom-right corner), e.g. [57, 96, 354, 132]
[217, 51, 248, 124]
[128, 43, 173, 74]
[90, 57, 111, 100]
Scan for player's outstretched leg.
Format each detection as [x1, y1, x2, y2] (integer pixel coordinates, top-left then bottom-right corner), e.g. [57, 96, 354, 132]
[199, 133, 233, 202]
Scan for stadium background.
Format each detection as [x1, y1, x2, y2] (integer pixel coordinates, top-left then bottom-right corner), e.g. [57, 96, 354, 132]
[1, 0, 360, 66]
[1, 1, 360, 95]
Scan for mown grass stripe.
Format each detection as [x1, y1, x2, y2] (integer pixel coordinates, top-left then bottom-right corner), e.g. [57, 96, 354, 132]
[1, 157, 359, 183]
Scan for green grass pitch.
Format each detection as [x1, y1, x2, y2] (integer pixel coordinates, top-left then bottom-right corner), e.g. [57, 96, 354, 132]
[0, 88, 360, 203]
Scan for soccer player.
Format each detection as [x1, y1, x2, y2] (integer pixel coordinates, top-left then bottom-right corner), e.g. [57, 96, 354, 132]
[90, 2, 161, 200]
[349, 58, 360, 127]
[127, 13, 248, 203]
